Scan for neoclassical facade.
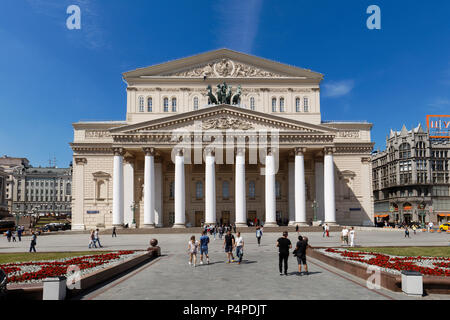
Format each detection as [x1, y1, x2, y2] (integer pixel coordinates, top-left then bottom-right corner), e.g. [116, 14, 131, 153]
[70, 49, 374, 230]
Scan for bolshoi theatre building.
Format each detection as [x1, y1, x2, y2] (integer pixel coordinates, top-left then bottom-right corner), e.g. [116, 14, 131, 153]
[70, 49, 374, 230]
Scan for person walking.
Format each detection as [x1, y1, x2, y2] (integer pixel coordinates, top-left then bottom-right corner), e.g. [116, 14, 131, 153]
[322, 224, 326, 237]
[256, 226, 263, 246]
[94, 229, 103, 248]
[218, 225, 223, 240]
[12, 230, 17, 242]
[199, 231, 210, 265]
[187, 235, 199, 267]
[349, 227, 355, 247]
[325, 224, 330, 237]
[88, 230, 97, 248]
[404, 226, 410, 238]
[412, 225, 417, 235]
[235, 232, 244, 264]
[112, 226, 117, 237]
[5, 229, 11, 243]
[276, 231, 292, 275]
[223, 230, 235, 263]
[342, 227, 349, 246]
[233, 223, 237, 234]
[295, 224, 299, 234]
[29, 231, 37, 252]
[294, 235, 309, 275]
[212, 225, 217, 240]
[17, 227, 22, 242]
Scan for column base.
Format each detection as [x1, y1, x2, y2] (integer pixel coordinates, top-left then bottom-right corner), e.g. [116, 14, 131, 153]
[292, 222, 310, 227]
[312, 220, 323, 226]
[143, 224, 156, 228]
[172, 223, 186, 228]
[263, 222, 279, 227]
[235, 222, 248, 227]
[288, 221, 297, 226]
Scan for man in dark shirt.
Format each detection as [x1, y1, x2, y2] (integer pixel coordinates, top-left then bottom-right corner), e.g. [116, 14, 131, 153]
[294, 236, 309, 275]
[276, 231, 292, 275]
[223, 230, 235, 263]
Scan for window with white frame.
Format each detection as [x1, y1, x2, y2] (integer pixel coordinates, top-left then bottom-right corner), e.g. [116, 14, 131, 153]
[250, 97, 255, 110]
[171, 97, 177, 112]
[193, 97, 199, 110]
[139, 96, 144, 112]
[304, 97, 309, 112]
[279, 97, 285, 112]
[272, 98, 277, 112]
[222, 181, 230, 200]
[147, 97, 152, 112]
[163, 98, 169, 112]
[248, 181, 255, 199]
[295, 97, 301, 112]
[196, 181, 203, 200]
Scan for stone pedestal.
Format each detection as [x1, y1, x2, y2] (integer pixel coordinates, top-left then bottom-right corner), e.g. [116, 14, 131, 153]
[312, 220, 323, 226]
[43, 276, 66, 300]
[401, 270, 423, 296]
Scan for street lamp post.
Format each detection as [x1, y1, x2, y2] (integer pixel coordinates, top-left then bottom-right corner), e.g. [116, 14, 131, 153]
[312, 200, 318, 222]
[130, 202, 137, 227]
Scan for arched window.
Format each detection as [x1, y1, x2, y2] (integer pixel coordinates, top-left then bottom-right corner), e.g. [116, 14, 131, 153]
[138, 96, 144, 112]
[304, 97, 309, 112]
[279, 97, 285, 112]
[147, 97, 152, 112]
[275, 181, 281, 199]
[163, 98, 169, 112]
[222, 181, 230, 200]
[272, 98, 277, 112]
[399, 143, 411, 159]
[248, 181, 255, 199]
[196, 181, 203, 199]
[171, 98, 177, 112]
[295, 97, 301, 112]
[193, 97, 199, 110]
[250, 97, 255, 110]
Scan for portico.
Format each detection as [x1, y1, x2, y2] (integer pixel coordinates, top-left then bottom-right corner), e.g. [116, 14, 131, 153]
[70, 49, 374, 230]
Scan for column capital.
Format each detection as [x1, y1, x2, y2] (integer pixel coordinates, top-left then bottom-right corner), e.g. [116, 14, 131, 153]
[143, 147, 156, 156]
[235, 147, 246, 157]
[113, 147, 124, 156]
[74, 158, 87, 165]
[205, 147, 215, 157]
[295, 147, 306, 156]
[324, 147, 336, 155]
[266, 147, 277, 156]
[175, 148, 184, 157]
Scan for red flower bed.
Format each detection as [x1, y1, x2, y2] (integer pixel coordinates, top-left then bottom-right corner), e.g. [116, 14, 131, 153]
[325, 248, 450, 277]
[0, 250, 135, 283]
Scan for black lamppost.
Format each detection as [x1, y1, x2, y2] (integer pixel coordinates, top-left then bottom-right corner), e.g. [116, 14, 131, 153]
[130, 201, 137, 226]
[312, 200, 318, 222]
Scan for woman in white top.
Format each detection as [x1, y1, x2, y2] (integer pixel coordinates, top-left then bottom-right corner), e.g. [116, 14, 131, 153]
[349, 227, 355, 247]
[188, 235, 199, 267]
[235, 232, 244, 264]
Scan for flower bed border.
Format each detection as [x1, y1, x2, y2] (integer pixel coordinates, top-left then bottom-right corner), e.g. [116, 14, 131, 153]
[307, 247, 450, 295]
[5, 247, 161, 300]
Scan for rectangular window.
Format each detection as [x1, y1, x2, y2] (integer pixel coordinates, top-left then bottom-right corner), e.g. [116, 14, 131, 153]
[304, 97, 309, 112]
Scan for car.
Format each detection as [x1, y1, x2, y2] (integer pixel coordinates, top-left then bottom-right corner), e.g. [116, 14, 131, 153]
[439, 223, 450, 231]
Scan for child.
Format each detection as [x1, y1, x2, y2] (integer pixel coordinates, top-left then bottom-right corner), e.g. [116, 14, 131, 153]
[188, 235, 199, 267]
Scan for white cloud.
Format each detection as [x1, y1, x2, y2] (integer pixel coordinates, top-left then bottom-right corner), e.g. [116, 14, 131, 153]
[428, 98, 450, 109]
[213, 0, 263, 53]
[322, 80, 355, 98]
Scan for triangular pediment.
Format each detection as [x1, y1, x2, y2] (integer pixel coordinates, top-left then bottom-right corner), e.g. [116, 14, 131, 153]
[110, 105, 336, 135]
[123, 49, 323, 80]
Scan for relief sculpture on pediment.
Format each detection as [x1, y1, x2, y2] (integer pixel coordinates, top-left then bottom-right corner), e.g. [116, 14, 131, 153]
[201, 117, 254, 130]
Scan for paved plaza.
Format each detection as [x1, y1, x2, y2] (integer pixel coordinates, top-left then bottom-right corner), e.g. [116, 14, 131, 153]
[1, 230, 449, 300]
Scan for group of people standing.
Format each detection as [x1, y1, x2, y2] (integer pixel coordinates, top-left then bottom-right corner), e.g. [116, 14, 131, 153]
[5, 226, 24, 243]
[276, 231, 309, 276]
[340, 226, 356, 247]
[202, 223, 238, 240]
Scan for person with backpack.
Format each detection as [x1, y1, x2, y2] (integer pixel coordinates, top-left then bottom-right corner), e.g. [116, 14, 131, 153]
[293, 235, 309, 275]
[29, 231, 37, 252]
[5, 229, 11, 242]
[88, 230, 97, 248]
[256, 226, 263, 246]
[199, 231, 210, 265]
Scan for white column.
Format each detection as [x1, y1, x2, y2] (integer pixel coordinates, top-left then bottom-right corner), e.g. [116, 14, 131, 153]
[288, 161, 295, 225]
[295, 148, 308, 226]
[264, 149, 277, 227]
[173, 149, 186, 228]
[315, 160, 325, 222]
[143, 148, 155, 228]
[72, 158, 86, 230]
[155, 162, 163, 227]
[205, 149, 216, 225]
[112, 149, 124, 227]
[123, 157, 135, 226]
[235, 148, 247, 227]
[324, 148, 336, 224]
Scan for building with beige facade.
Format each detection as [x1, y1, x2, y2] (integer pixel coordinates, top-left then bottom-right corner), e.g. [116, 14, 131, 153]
[0, 167, 8, 218]
[70, 49, 374, 230]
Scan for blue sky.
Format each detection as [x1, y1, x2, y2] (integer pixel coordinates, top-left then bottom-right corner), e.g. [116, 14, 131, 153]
[0, 0, 449, 167]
